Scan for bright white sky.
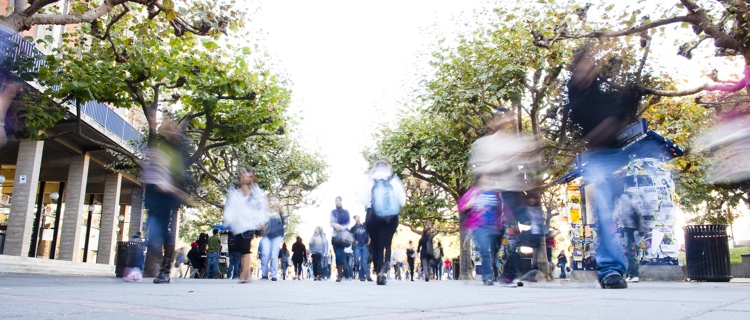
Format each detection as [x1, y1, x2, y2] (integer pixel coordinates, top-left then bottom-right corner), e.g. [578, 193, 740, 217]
[242, 0, 750, 242]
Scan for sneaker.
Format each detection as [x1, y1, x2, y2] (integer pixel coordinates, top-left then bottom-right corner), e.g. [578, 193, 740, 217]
[261, 276, 268, 280]
[503, 278, 517, 288]
[483, 280, 495, 286]
[123, 268, 142, 283]
[600, 274, 628, 289]
[271, 278, 277, 281]
[366, 277, 374, 282]
[626, 277, 640, 283]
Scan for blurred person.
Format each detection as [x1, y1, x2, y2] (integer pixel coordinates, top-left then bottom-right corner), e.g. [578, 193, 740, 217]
[458, 174, 509, 286]
[350, 215, 372, 282]
[226, 231, 241, 279]
[615, 186, 644, 283]
[260, 195, 286, 281]
[205, 228, 222, 279]
[417, 231, 434, 282]
[279, 242, 290, 280]
[0, 80, 22, 148]
[406, 240, 416, 281]
[567, 47, 642, 289]
[309, 226, 329, 281]
[343, 244, 354, 280]
[391, 246, 406, 280]
[557, 251, 568, 279]
[122, 232, 146, 282]
[141, 118, 188, 284]
[291, 236, 306, 280]
[432, 241, 444, 280]
[360, 160, 407, 285]
[444, 258, 452, 280]
[222, 167, 270, 283]
[330, 196, 352, 282]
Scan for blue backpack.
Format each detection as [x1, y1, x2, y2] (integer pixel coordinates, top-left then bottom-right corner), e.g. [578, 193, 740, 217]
[371, 176, 401, 217]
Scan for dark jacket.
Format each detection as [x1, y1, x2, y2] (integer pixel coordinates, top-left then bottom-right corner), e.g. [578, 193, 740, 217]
[187, 247, 203, 268]
[350, 224, 369, 246]
[291, 242, 306, 262]
[417, 235, 433, 260]
[567, 77, 640, 148]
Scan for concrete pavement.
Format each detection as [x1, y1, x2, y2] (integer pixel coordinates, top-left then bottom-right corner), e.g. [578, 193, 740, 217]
[1, 273, 749, 319]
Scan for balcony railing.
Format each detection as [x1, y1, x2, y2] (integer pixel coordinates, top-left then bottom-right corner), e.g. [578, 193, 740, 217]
[1, 25, 143, 147]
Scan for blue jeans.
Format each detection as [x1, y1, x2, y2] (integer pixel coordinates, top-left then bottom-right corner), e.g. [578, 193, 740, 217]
[144, 185, 180, 249]
[353, 245, 370, 279]
[621, 227, 640, 278]
[227, 251, 241, 279]
[260, 236, 283, 278]
[206, 252, 220, 278]
[344, 253, 353, 278]
[333, 244, 346, 266]
[559, 262, 567, 279]
[473, 226, 502, 282]
[582, 147, 628, 281]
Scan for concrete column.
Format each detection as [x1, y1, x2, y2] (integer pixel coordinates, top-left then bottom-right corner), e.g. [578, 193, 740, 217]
[58, 154, 90, 261]
[4, 140, 44, 256]
[128, 186, 144, 238]
[96, 173, 122, 265]
[117, 204, 127, 242]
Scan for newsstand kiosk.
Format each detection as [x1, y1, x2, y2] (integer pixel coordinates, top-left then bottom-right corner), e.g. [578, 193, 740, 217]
[553, 119, 685, 270]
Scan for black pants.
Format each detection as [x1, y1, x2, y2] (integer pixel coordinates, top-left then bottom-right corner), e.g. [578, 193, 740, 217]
[366, 212, 399, 275]
[407, 257, 415, 280]
[293, 260, 303, 277]
[312, 254, 323, 277]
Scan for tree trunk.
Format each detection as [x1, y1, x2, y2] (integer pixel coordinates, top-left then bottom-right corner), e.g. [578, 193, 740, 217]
[537, 236, 553, 281]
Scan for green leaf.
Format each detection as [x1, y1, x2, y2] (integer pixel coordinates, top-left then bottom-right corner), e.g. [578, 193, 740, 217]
[202, 40, 219, 50]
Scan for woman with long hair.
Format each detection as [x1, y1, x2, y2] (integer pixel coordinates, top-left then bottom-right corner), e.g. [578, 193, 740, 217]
[259, 195, 285, 281]
[291, 236, 306, 280]
[308, 226, 329, 281]
[222, 167, 270, 283]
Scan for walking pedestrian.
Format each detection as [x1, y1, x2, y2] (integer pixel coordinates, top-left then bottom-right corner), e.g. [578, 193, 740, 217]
[291, 236, 306, 280]
[360, 160, 407, 285]
[279, 243, 290, 280]
[568, 47, 642, 289]
[205, 228, 222, 279]
[417, 231, 434, 282]
[433, 241, 444, 280]
[557, 250, 568, 279]
[309, 226, 329, 281]
[260, 195, 285, 281]
[141, 118, 188, 284]
[444, 258, 452, 280]
[226, 231, 241, 279]
[615, 186, 645, 283]
[350, 215, 372, 282]
[330, 196, 352, 282]
[222, 167, 270, 283]
[406, 240, 416, 281]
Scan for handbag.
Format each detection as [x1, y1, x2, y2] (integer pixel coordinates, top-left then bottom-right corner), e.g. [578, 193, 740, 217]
[332, 229, 354, 247]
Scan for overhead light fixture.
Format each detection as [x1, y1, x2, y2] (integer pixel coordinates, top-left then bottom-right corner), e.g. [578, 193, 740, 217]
[49, 192, 60, 201]
[0, 174, 5, 185]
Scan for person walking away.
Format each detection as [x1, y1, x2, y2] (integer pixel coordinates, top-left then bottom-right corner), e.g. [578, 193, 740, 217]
[309, 226, 329, 281]
[615, 186, 645, 283]
[330, 196, 353, 282]
[141, 118, 188, 284]
[205, 228, 222, 279]
[557, 251, 568, 279]
[291, 236, 306, 280]
[344, 244, 354, 280]
[260, 196, 286, 281]
[444, 258, 452, 280]
[222, 167, 270, 283]
[406, 240, 416, 281]
[391, 246, 406, 280]
[433, 241, 444, 280]
[458, 174, 509, 286]
[226, 231, 241, 279]
[360, 160, 407, 285]
[350, 215, 372, 282]
[279, 243, 291, 280]
[417, 231, 434, 282]
[568, 47, 642, 289]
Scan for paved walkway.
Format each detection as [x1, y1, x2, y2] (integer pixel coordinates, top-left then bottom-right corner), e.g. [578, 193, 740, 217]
[1, 273, 749, 319]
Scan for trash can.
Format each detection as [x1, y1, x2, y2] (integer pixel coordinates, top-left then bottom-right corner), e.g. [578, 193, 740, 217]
[683, 225, 732, 282]
[115, 241, 146, 278]
[452, 258, 459, 280]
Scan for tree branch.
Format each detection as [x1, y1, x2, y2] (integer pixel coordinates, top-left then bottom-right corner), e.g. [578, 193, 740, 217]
[640, 84, 708, 97]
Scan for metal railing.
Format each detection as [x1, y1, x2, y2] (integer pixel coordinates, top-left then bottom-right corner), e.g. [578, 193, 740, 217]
[1, 25, 143, 146]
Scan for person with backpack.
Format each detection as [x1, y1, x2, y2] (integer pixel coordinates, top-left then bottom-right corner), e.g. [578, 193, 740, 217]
[330, 196, 353, 282]
[417, 231, 434, 282]
[260, 195, 286, 281]
[432, 241, 444, 280]
[350, 215, 372, 281]
[360, 160, 407, 285]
